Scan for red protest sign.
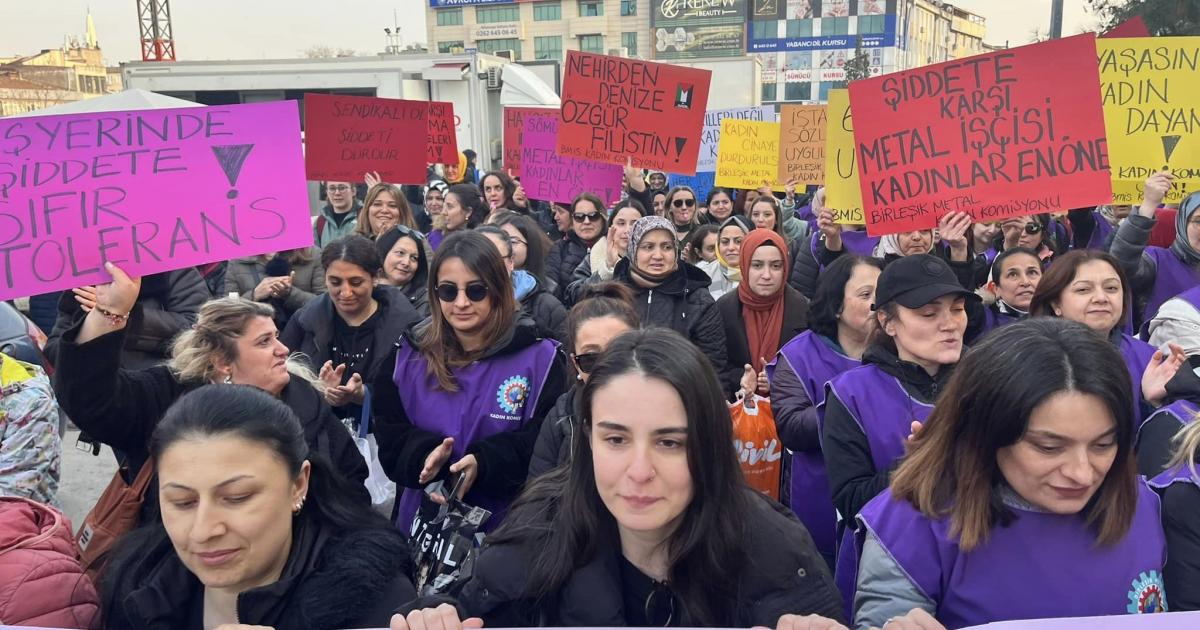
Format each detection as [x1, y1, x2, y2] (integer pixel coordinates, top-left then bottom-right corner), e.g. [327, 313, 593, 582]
[558, 51, 711, 174]
[849, 34, 1113, 236]
[503, 107, 554, 176]
[1100, 16, 1151, 38]
[303, 93, 427, 184]
[427, 101, 458, 165]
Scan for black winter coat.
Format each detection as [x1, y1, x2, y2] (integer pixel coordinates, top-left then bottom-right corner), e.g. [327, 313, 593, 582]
[102, 517, 414, 630]
[1136, 366, 1200, 477]
[281, 285, 421, 388]
[527, 388, 577, 480]
[396, 488, 844, 626]
[517, 273, 569, 343]
[46, 268, 208, 370]
[51, 321, 369, 524]
[611, 258, 728, 380]
[717, 286, 810, 399]
[547, 232, 595, 301]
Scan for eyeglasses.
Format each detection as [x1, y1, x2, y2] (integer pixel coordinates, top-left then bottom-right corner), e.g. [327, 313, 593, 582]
[573, 352, 600, 373]
[326, 185, 351, 192]
[507, 236, 527, 247]
[573, 212, 602, 223]
[672, 198, 696, 208]
[435, 282, 488, 303]
[1023, 223, 1042, 235]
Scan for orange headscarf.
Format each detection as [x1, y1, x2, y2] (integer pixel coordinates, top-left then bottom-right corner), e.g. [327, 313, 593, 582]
[737, 229, 790, 373]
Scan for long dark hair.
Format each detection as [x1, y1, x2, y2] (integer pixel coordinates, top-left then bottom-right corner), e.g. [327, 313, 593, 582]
[447, 183, 489, 230]
[1028, 250, 1131, 326]
[421, 231, 518, 391]
[480, 170, 517, 209]
[809, 255, 884, 340]
[492, 211, 552, 283]
[891, 318, 1138, 551]
[101, 386, 406, 615]
[489, 328, 750, 626]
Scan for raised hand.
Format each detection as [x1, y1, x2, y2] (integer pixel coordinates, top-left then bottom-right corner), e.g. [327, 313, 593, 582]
[1142, 343, 1186, 406]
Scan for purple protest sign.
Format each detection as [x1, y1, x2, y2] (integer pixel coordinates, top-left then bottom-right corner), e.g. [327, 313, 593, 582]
[0, 100, 312, 300]
[521, 114, 623, 206]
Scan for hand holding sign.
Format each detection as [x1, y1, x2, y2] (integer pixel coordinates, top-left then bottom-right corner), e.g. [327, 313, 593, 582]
[76, 262, 141, 345]
[1140, 171, 1175, 215]
[390, 603, 485, 630]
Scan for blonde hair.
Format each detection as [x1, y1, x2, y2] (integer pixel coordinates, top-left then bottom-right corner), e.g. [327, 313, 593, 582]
[357, 183, 416, 238]
[1166, 411, 1200, 480]
[169, 297, 324, 393]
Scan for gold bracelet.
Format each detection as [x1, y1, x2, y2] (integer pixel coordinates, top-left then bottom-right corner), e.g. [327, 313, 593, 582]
[94, 305, 129, 326]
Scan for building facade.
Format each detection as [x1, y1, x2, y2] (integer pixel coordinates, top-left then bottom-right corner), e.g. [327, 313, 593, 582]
[0, 12, 119, 116]
[425, 0, 651, 63]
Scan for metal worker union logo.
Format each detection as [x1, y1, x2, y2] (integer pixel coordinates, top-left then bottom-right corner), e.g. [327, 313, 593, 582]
[496, 376, 530, 416]
[1127, 570, 1167, 613]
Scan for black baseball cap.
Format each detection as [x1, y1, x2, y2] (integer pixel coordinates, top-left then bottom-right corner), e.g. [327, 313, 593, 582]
[873, 254, 980, 310]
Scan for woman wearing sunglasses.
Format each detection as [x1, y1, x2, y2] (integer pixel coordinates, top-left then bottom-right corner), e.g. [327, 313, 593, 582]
[528, 282, 640, 479]
[374, 231, 566, 533]
[376, 224, 432, 319]
[393, 328, 845, 630]
[666, 186, 700, 242]
[548, 193, 608, 301]
[282, 236, 423, 419]
[999, 214, 1062, 263]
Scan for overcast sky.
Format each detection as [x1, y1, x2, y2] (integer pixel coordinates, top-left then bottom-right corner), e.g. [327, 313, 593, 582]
[2, 0, 1099, 64]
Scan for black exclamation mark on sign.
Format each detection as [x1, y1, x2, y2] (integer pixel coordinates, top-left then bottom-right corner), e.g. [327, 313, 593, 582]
[1161, 135, 1181, 171]
[674, 137, 688, 160]
[212, 144, 255, 199]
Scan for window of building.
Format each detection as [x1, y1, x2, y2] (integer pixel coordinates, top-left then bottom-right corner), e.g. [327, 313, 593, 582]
[436, 8, 463, 26]
[762, 82, 777, 102]
[785, 51, 812, 70]
[578, 0, 604, 17]
[823, 16, 850, 35]
[535, 36, 563, 60]
[621, 0, 637, 16]
[437, 40, 465, 54]
[784, 81, 811, 101]
[476, 5, 520, 23]
[750, 21, 778, 40]
[477, 38, 522, 59]
[785, 19, 814, 39]
[819, 81, 835, 101]
[857, 14, 885, 34]
[621, 32, 638, 56]
[533, 1, 562, 21]
[579, 34, 605, 53]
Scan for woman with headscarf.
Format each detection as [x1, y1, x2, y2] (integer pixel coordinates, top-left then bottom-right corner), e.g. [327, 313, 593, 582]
[698, 216, 754, 300]
[441, 152, 469, 185]
[717, 229, 809, 401]
[1111, 173, 1200, 331]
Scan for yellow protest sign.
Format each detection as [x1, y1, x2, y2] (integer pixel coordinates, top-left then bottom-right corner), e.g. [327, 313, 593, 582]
[715, 119, 786, 192]
[1112, 178, 1193, 206]
[1098, 37, 1200, 204]
[823, 89, 864, 225]
[777, 105, 827, 185]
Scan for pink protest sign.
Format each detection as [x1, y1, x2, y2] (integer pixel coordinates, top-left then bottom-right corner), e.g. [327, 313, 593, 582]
[961, 611, 1200, 628]
[0, 100, 312, 300]
[521, 114, 623, 205]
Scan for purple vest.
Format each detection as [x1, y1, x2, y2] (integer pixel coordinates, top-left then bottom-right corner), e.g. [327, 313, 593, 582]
[859, 483, 1168, 629]
[1139, 399, 1200, 435]
[774, 331, 859, 557]
[1143, 247, 1200, 327]
[1121, 334, 1158, 422]
[825, 365, 935, 613]
[1087, 212, 1116, 251]
[428, 229, 445, 251]
[392, 337, 559, 532]
[809, 231, 882, 270]
[978, 305, 1018, 340]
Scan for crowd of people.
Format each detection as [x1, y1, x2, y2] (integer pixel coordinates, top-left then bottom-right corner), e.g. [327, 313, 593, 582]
[0, 149, 1198, 630]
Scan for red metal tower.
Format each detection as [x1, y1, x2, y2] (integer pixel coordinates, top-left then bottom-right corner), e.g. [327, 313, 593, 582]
[137, 0, 177, 61]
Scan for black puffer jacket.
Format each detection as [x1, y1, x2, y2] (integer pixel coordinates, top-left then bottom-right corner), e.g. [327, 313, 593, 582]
[527, 388, 577, 480]
[547, 232, 595, 301]
[514, 270, 568, 342]
[102, 517, 414, 630]
[51, 321, 369, 525]
[45, 268, 208, 370]
[611, 257, 728, 379]
[396, 488, 844, 626]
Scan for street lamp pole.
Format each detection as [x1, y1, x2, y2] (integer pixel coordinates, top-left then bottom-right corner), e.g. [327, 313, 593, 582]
[1049, 0, 1064, 39]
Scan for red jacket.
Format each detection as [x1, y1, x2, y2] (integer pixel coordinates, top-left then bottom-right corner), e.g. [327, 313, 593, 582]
[0, 497, 98, 629]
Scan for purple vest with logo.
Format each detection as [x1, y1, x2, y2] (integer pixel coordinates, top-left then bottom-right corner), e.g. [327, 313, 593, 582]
[774, 331, 859, 557]
[392, 337, 559, 532]
[859, 483, 1168, 629]
[1121, 334, 1158, 421]
[1143, 247, 1200, 327]
[824, 364, 936, 613]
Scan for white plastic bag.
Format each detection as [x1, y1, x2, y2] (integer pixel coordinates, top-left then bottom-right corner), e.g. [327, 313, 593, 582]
[354, 386, 396, 514]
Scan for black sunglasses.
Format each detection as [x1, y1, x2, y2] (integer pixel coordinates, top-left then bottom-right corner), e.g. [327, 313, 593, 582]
[573, 352, 600, 373]
[672, 198, 696, 208]
[573, 212, 602, 223]
[1023, 223, 1042, 235]
[435, 282, 488, 303]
